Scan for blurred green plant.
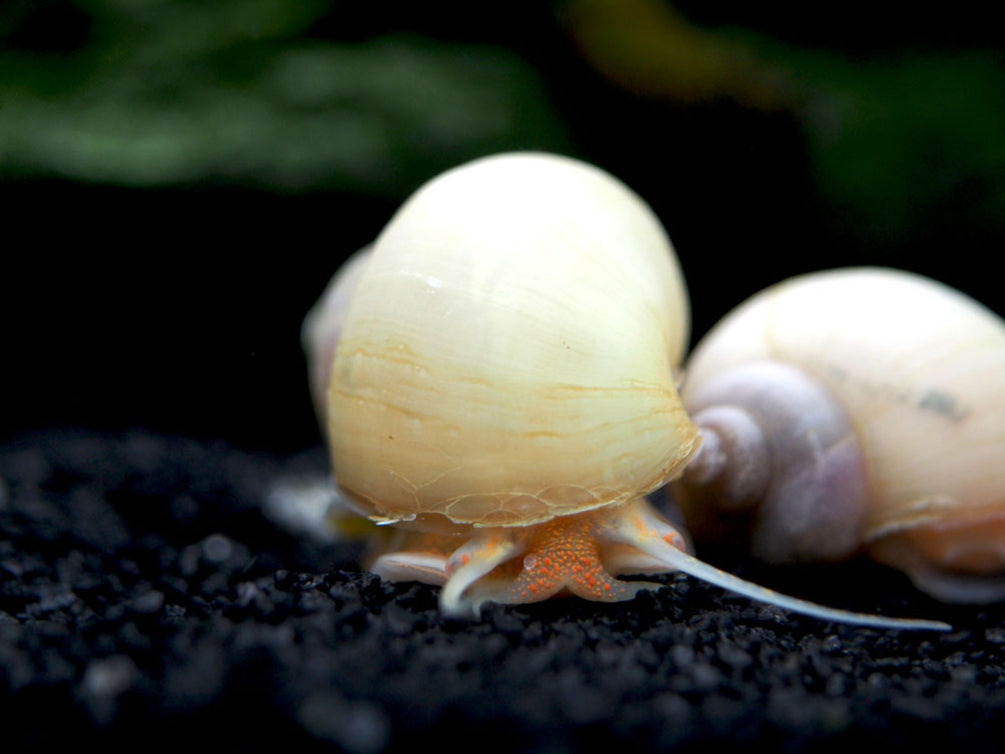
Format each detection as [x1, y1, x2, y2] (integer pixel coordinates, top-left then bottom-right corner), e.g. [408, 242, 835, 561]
[6, 0, 1005, 253]
[0, 0, 571, 194]
[561, 0, 1005, 248]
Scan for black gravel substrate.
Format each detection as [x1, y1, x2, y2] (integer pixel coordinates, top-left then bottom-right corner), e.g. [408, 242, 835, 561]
[3, 429, 1004, 753]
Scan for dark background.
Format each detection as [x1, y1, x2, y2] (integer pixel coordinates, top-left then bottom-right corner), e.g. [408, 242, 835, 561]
[4, 5, 1005, 752]
[3, 0, 1004, 452]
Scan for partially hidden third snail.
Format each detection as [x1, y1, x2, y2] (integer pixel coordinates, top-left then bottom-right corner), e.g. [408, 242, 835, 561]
[302, 151, 957, 630]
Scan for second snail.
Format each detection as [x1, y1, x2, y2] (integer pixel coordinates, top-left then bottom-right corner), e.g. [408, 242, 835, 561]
[301, 151, 999, 630]
[669, 266, 1005, 605]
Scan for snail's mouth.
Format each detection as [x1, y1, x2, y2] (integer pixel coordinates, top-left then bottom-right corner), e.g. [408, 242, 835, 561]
[368, 498, 691, 616]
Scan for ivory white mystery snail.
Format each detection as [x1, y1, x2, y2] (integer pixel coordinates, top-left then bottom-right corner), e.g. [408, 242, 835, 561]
[670, 267, 1005, 605]
[302, 152, 948, 630]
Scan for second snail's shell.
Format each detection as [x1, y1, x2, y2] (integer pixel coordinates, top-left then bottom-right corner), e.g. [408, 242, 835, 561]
[324, 153, 698, 529]
[675, 267, 1005, 600]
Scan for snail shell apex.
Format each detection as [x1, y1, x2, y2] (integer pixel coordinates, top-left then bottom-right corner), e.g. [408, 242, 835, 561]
[324, 152, 698, 528]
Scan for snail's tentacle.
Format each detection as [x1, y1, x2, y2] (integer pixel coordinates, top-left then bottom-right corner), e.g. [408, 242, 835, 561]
[439, 535, 524, 615]
[371, 551, 450, 586]
[603, 498, 951, 632]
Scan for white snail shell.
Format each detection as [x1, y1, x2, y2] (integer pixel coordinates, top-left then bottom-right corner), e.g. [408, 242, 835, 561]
[303, 154, 949, 630]
[323, 152, 696, 526]
[303, 247, 372, 421]
[672, 267, 1005, 604]
[305, 152, 699, 607]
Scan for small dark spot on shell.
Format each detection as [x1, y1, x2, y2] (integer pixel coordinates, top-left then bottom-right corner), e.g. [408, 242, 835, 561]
[918, 390, 969, 422]
[824, 363, 848, 383]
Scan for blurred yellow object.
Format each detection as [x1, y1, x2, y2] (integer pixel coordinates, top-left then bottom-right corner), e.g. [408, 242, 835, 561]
[560, 0, 791, 109]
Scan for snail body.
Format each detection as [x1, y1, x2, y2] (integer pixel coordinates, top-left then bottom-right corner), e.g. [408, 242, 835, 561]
[673, 267, 1005, 603]
[304, 153, 947, 629]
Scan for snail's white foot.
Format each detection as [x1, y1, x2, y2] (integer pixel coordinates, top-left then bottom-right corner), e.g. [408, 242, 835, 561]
[870, 515, 1005, 604]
